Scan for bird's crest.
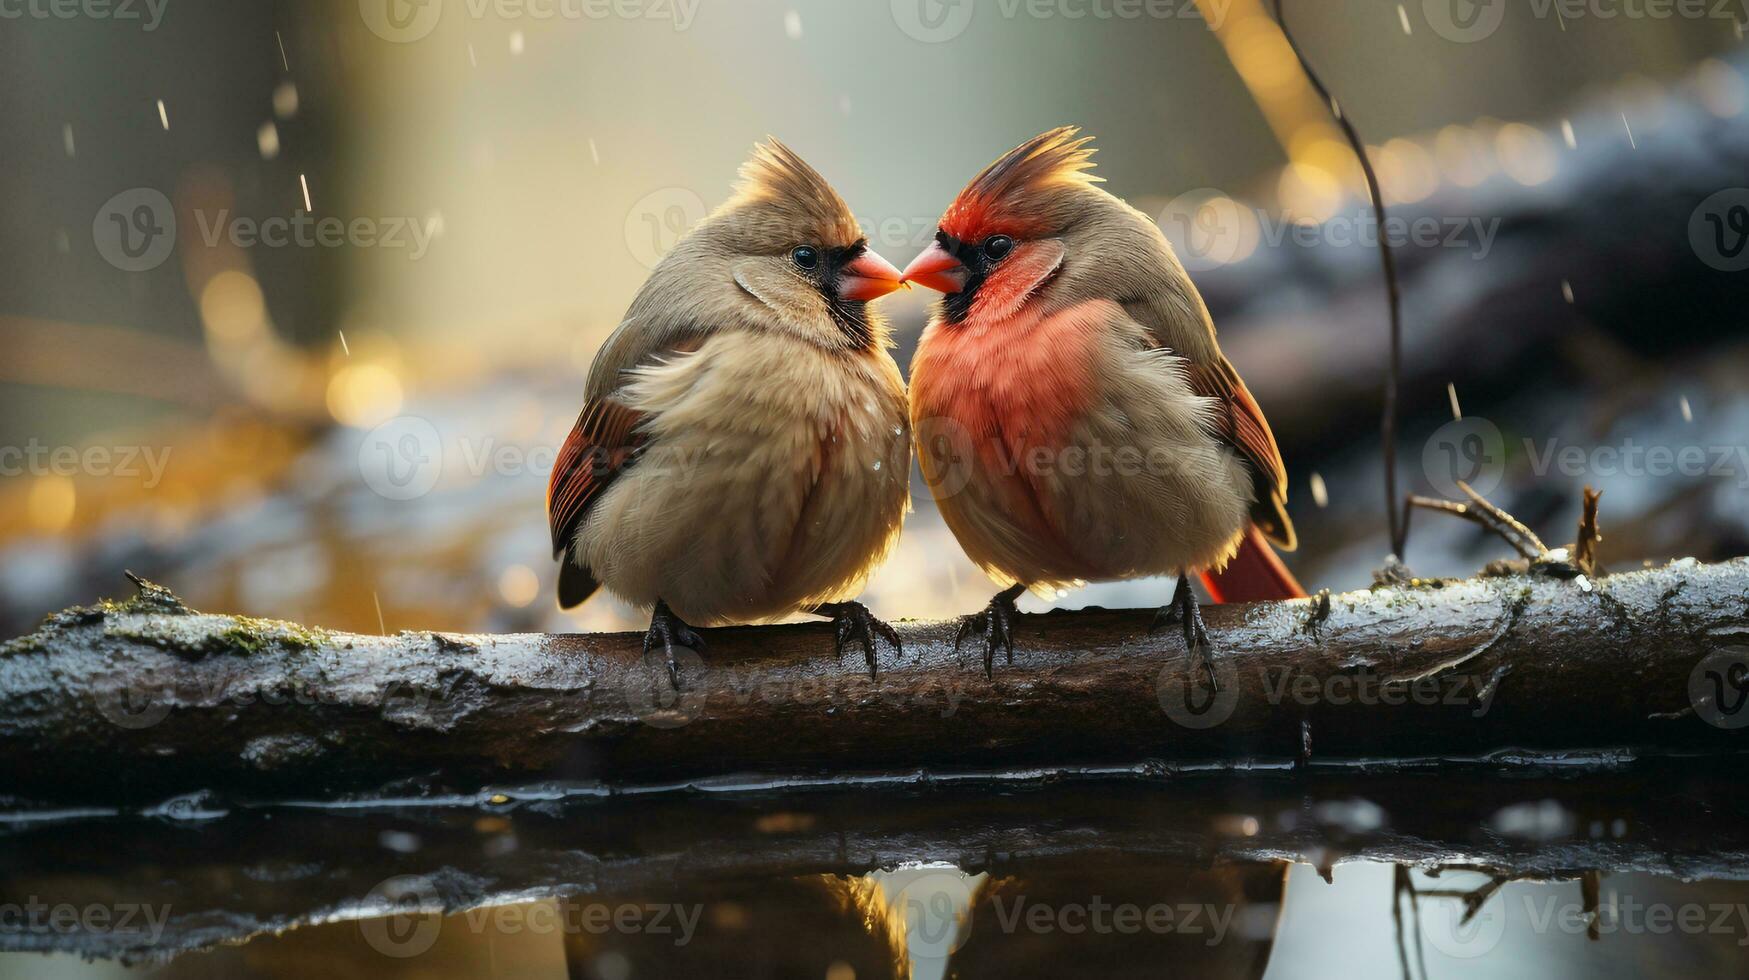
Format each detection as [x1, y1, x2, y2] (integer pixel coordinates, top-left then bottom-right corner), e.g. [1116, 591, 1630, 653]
[941, 126, 1101, 241]
[724, 137, 862, 247]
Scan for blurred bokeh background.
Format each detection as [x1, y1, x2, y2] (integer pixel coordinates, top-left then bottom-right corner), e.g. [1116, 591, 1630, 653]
[3, 0, 1746, 640]
[3, 4, 1749, 974]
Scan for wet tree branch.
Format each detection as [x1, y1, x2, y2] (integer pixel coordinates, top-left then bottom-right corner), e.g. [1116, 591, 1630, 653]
[2, 556, 1746, 805]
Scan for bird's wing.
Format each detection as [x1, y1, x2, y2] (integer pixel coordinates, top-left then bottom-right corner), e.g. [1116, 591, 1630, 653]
[552, 300, 710, 608]
[1183, 354, 1295, 550]
[1127, 295, 1296, 551]
[548, 397, 647, 563]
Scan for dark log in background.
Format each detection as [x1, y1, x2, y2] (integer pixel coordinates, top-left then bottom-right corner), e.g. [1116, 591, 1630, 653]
[2, 558, 1746, 805]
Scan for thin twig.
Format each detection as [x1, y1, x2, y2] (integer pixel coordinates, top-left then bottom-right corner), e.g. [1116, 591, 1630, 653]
[1581, 870, 1602, 941]
[1392, 866, 1416, 980]
[1457, 481, 1550, 556]
[1271, 0, 1406, 557]
[1574, 487, 1603, 576]
[1407, 483, 1549, 560]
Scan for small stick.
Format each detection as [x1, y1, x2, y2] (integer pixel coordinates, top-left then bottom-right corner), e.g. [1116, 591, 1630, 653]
[1272, 0, 1406, 558]
[1456, 481, 1549, 557]
[1574, 487, 1603, 577]
[1406, 484, 1548, 561]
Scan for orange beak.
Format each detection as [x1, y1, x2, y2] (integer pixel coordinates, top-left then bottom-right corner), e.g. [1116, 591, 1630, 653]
[837, 248, 906, 302]
[899, 241, 967, 294]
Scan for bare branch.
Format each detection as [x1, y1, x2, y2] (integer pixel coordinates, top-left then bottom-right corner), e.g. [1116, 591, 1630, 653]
[1, 558, 1745, 805]
[1575, 487, 1604, 577]
[1407, 482, 1550, 560]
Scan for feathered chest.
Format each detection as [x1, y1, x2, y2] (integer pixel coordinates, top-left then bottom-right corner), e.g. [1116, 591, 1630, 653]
[910, 301, 1116, 456]
[625, 331, 908, 464]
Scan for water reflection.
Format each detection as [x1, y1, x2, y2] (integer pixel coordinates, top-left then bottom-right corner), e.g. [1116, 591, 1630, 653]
[5, 760, 1747, 977]
[12, 858, 1744, 978]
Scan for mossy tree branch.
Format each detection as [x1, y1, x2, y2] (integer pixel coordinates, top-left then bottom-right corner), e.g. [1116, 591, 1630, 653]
[2, 555, 1747, 805]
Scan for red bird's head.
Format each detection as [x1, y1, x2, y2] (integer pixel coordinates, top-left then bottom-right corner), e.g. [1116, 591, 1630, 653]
[901, 126, 1101, 322]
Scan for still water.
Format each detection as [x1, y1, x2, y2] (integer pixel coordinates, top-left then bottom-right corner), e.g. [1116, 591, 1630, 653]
[2, 760, 1744, 978]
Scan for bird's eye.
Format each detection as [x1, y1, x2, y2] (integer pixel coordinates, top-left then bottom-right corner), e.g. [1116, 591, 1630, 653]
[984, 235, 1015, 260]
[791, 245, 820, 270]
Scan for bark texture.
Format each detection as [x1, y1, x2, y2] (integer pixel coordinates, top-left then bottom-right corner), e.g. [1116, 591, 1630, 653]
[1, 559, 1746, 803]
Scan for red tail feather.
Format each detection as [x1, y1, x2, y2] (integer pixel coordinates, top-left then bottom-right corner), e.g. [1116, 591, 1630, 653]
[1200, 526, 1305, 602]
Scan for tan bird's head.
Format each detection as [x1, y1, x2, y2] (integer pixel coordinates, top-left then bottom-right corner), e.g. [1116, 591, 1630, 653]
[685, 138, 903, 350]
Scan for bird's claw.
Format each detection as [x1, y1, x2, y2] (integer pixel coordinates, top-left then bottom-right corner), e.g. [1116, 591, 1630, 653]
[955, 585, 1023, 679]
[642, 600, 705, 690]
[1153, 574, 1217, 691]
[817, 601, 901, 678]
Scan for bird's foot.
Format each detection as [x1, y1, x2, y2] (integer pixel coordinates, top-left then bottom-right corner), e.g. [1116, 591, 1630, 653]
[813, 601, 902, 678]
[1151, 574, 1217, 690]
[955, 584, 1026, 680]
[642, 599, 705, 690]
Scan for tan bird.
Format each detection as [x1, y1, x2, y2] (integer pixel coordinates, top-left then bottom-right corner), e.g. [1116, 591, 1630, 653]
[548, 139, 911, 683]
[903, 127, 1304, 678]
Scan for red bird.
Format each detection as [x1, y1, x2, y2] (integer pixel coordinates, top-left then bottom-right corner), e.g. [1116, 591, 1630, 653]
[903, 127, 1304, 677]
